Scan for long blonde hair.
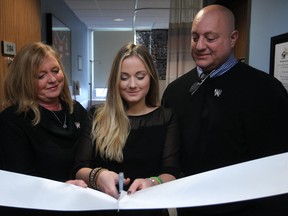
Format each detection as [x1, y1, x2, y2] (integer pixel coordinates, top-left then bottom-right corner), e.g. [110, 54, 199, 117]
[91, 43, 160, 162]
[1, 42, 73, 125]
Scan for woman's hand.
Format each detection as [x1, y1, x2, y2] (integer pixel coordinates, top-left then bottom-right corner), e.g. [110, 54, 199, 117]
[126, 178, 154, 194]
[97, 170, 130, 199]
[65, 179, 88, 188]
[127, 174, 175, 195]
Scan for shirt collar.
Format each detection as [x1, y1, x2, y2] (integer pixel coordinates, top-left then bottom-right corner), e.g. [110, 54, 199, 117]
[197, 54, 238, 78]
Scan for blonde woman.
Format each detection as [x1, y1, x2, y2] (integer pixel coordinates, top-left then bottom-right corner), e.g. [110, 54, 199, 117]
[75, 43, 180, 216]
[0, 42, 89, 187]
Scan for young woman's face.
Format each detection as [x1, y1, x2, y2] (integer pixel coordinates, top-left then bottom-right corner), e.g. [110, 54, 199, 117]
[119, 55, 150, 107]
[36, 55, 64, 104]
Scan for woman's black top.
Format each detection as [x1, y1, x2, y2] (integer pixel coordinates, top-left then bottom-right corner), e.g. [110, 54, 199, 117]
[0, 101, 91, 182]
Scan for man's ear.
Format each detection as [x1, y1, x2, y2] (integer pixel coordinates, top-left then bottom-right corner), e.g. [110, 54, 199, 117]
[230, 30, 239, 48]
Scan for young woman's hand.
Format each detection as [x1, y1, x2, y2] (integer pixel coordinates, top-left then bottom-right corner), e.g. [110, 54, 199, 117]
[65, 179, 88, 188]
[97, 170, 130, 198]
[126, 178, 154, 194]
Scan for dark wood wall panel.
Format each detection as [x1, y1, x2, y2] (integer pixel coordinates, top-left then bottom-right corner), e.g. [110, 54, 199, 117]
[0, 0, 41, 102]
[215, 0, 251, 62]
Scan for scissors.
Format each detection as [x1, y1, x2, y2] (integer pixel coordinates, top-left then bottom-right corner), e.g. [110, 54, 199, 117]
[118, 172, 124, 193]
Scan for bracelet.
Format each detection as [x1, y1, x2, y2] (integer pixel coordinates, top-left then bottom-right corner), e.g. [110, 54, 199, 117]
[89, 167, 102, 189]
[147, 178, 156, 185]
[94, 168, 108, 190]
[148, 176, 163, 185]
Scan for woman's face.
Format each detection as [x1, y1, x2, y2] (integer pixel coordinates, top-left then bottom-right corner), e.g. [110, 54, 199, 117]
[119, 55, 150, 107]
[36, 55, 64, 104]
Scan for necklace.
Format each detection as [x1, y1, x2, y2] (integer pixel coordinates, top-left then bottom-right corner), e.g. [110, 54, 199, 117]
[50, 110, 67, 128]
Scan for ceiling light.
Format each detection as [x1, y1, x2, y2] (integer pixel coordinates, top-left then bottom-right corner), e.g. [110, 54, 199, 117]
[113, 18, 124, 22]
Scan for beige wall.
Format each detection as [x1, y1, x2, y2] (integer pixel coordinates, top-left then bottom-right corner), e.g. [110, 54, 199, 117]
[93, 31, 134, 89]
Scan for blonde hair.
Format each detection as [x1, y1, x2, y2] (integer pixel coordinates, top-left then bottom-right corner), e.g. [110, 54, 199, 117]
[91, 43, 160, 162]
[1, 42, 73, 125]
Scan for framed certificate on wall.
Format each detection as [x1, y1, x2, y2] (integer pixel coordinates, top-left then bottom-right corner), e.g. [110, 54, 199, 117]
[270, 33, 288, 91]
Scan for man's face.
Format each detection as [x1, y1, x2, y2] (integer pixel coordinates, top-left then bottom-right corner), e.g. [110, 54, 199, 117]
[191, 10, 237, 72]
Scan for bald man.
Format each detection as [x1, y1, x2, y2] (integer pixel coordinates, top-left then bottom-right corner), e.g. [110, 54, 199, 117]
[162, 5, 288, 216]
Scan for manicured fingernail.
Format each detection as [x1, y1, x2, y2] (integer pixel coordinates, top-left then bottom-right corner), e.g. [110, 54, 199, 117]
[127, 191, 131, 195]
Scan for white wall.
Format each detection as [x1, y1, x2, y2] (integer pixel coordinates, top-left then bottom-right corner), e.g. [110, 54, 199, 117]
[93, 31, 134, 90]
[249, 0, 288, 73]
[42, 0, 90, 107]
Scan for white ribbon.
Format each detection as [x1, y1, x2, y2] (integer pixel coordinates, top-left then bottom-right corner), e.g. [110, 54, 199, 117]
[0, 152, 288, 211]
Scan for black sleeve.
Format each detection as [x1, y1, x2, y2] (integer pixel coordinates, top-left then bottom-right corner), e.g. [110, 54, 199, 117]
[160, 108, 181, 178]
[71, 105, 96, 178]
[0, 110, 38, 176]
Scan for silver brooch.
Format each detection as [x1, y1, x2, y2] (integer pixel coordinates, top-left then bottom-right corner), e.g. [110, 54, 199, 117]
[214, 89, 222, 97]
[74, 122, 81, 129]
